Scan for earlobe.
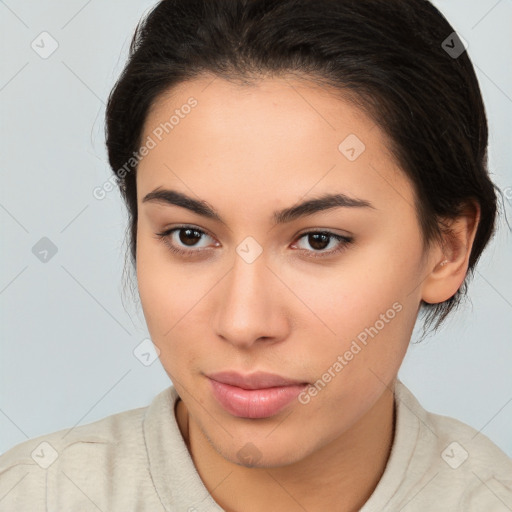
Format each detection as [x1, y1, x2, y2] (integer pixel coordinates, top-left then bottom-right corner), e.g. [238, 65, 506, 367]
[421, 202, 481, 305]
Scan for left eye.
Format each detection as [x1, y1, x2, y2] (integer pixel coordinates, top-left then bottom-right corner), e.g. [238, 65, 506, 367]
[155, 226, 353, 258]
[292, 231, 353, 256]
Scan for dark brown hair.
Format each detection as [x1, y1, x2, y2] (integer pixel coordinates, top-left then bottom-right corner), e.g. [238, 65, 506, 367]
[105, 0, 502, 337]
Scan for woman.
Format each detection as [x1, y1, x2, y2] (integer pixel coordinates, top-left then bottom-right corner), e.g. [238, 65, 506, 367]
[1, 0, 511, 510]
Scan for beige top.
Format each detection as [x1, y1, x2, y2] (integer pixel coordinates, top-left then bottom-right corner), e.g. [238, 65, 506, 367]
[1, 379, 511, 511]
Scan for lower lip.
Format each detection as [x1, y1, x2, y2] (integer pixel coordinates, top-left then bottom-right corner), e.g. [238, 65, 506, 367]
[209, 379, 308, 419]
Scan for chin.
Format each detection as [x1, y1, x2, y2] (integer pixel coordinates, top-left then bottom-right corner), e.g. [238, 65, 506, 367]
[205, 428, 314, 469]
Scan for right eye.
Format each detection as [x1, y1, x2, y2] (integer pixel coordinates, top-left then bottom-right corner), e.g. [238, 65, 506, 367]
[154, 225, 219, 257]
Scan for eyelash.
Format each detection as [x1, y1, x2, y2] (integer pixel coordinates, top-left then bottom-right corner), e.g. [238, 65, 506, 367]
[154, 225, 354, 259]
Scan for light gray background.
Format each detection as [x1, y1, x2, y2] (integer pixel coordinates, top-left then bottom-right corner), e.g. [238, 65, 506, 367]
[1, 0, 511, 457]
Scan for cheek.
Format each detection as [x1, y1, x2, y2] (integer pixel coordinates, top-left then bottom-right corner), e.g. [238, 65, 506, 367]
[136, 238, 170, 332]
[283, 233, 423, 376]
[281, 245, 418, 336]
[136, 231, 187, 349]
[135, 229, 219, 377]
[291, 265, 417, 429]
[293, 276, 411, 382]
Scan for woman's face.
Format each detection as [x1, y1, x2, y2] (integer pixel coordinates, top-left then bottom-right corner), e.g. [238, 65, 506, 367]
[135, 76, 439, 467]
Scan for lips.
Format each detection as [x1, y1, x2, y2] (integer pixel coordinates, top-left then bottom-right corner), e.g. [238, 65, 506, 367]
[207, 371, 309, 419]
[207, 371, 307, 389]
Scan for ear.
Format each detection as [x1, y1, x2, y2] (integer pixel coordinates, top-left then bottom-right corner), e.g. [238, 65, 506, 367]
[421, 201, 481, 304]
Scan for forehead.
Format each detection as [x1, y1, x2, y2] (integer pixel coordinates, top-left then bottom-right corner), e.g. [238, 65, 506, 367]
[137, 75, 414, 214]
[143, 75, 381, 150]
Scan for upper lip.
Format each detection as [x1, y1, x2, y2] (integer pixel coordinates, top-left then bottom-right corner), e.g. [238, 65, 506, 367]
[207, 371, 308, 390]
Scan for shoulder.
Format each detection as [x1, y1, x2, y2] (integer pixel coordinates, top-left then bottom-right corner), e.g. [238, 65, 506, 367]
[0, 403, 148, 471]
[394, 380, 512, 510]
[424, 408, 512, 510]
[0, 387, 176, 510]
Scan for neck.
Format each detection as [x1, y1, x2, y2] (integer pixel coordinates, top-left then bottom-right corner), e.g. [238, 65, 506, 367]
[175, 383, 396, 512]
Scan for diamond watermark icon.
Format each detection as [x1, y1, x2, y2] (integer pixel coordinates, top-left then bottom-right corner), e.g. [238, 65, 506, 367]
[441, 32, 468, 59]
[441, 441, 469, 469]
[133, 338, 161, 366]
[32, 237, 58, 263]
[31, 31, 59, 59]
[503, 186, 512, 206]
[236, 236, 263, 264]
[31, 441, 59, 469]
[237, 442, 262, 465]
[338, 134, 366, 161]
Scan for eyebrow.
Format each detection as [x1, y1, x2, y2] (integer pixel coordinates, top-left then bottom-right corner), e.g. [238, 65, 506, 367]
[142, 188, 375, 224]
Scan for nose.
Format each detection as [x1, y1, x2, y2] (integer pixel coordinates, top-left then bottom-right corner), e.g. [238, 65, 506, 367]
[213, 251, 290, 349]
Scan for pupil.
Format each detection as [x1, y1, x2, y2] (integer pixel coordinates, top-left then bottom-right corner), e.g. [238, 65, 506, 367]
[309, 233, 329, 250]
[179, 229, 201, 246]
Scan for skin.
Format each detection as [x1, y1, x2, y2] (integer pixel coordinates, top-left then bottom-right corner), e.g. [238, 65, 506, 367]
[135, 75, 479, 512]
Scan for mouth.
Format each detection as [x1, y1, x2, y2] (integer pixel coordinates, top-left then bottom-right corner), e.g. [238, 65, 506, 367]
[206, 371, 309, 419]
